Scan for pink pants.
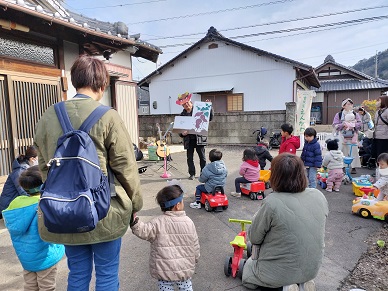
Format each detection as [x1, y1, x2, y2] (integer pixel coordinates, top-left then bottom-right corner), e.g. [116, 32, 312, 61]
[327, 168, 343, 191]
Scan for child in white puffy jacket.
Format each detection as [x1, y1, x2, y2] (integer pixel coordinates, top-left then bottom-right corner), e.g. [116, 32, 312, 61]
[131, 183, 200, 291]
[322, 139, 344, 192]
[374, 153, 388, 201]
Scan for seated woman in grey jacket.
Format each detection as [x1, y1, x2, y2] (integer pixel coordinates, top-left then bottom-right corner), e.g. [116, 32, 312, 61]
[242, 153, 329, 291]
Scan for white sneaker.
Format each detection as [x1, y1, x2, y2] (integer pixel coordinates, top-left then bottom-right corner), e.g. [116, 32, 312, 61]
[189, 201, 201, 209]
[299, 280, 315, 291]
[333, 189, 340, 192]
[325, 188, 333, 192]
[230, 192, 241, 197]
[283, 284, 299, 291]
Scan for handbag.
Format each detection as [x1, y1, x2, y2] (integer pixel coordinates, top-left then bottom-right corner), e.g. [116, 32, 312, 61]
[341, 129, 354, 138]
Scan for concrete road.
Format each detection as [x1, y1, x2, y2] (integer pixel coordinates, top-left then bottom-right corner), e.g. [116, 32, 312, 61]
[0, 145, 384, 291]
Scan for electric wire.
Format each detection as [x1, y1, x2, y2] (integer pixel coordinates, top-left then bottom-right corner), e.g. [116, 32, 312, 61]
[127, 0, 295, 25]
[143, 4, 388, 41]
[71, 0, 166, 10]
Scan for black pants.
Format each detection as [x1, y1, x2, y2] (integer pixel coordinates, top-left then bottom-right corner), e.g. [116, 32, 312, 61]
[186, 139, 206, 176]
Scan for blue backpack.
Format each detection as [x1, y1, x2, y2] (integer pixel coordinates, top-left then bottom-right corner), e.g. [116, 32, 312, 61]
[39, 102, 113, 233]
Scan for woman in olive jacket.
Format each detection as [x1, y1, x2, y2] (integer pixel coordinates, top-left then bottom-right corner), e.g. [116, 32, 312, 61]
[34, 55, 142, 291]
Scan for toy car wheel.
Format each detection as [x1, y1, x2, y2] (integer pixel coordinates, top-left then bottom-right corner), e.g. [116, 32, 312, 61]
[250, 192, 257, 200]
[246, 241, 252, 258]
[322, 182, 327, 189]
[359, 208, 371, 218]
[237, 259, 246, 279]
[204, 200, 213, 212]
[224, 256, 232, 277]
[265, 182, 270, 189]
[223, 205, 228, 210]
[385, 214, 388, 222]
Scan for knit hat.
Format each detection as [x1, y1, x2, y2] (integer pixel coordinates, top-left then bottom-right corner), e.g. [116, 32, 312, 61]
[176, 92, 192, 105]
[341, 98, 353, 107]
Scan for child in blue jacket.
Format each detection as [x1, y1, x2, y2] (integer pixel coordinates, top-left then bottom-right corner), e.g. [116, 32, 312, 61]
[190, 149, 228, 209]
[301, 127, 322, 188]
[3, 166, 64, 290]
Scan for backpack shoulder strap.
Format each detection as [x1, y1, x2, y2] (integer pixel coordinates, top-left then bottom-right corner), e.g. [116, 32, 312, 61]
[54, 102, 74, 133]
[79, 105, 111, 133]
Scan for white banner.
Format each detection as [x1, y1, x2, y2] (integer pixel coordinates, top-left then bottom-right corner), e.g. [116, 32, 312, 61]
[295, 90, 316, 136]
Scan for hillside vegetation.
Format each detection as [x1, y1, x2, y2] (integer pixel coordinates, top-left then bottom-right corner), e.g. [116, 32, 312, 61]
[352, 49, 388, 80]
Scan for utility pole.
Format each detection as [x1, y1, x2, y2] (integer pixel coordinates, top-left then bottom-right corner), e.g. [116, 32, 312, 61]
[375, 50, 378, 79]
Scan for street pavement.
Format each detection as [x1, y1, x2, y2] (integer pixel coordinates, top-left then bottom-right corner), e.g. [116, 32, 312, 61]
[0, 145, 384, 291]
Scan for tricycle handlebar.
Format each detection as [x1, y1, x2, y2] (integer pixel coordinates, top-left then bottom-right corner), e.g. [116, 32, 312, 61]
[229, 218, 252, 231]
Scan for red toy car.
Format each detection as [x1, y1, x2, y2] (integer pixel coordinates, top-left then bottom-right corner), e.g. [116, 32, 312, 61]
[199, 186, 228, 212]
[240, 181, 266, 200]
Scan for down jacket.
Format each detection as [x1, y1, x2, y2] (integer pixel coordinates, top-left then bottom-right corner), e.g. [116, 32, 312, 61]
[0, 159, 29, 214]
[254, 145, 273, 170]
[242, 188, 329, 289]
[3, 196, 64, 272]
[34, 97, 143, 245]
[131, 211, 200, 281]
[301, 138, 322, 168]
[198, 160, 228, 193]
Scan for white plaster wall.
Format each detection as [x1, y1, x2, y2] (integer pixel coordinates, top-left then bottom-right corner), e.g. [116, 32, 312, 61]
[148, 41, 296, 115]
[95, 50, 132, 68]
[63, 41, 79, 98]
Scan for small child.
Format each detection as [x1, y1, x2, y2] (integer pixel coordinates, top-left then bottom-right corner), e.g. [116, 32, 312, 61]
[2, 166, 65, 290]
[190, 149, 228, 209]
[279, 123, 300, 155]
[322, 139, 344, 192]
[254, 140, 273, 170]
[373, 153, 388, 201]
[342, 113, 358, 144]
[301, 127, 322, 188]
[231, 148, 260, 197]
[131, 183, 200, 291]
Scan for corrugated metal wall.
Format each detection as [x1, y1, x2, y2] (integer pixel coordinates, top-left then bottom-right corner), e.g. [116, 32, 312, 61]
[115, 82, 139, 145]
[324, 89, 382, 124]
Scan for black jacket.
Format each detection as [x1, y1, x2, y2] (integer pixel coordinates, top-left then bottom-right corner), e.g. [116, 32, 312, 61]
[254, 145, 273, 169]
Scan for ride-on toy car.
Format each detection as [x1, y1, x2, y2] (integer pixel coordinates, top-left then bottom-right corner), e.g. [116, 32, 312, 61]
[199, 186, 228, 212]
[224, 219, 252, 278]
[352, 187, 388, 221]
[240, 181, 266, 200]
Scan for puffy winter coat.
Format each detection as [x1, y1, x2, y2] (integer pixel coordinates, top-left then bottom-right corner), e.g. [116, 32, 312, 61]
[254, 145, 273, 170]
[131, 211, 200, 281]
[198, 160, 228, 193]
[279, 135, 300, 155]
[3, 195, 64, 272]
[242, 188, 329, 288]
[301, 138, 322, 168]
[322, 150, 344, 170]
[0, 160, 29, 214]
[179, 108, 214, 149]
[34, 97, 143, 245]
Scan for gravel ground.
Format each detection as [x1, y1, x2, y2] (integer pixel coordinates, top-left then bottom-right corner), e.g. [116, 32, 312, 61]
[338, 223, 388, 291]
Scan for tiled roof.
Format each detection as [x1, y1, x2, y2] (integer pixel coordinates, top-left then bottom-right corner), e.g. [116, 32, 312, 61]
[313, 78, 388, 92]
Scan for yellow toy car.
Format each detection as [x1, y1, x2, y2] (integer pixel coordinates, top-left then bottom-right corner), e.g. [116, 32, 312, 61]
[352, 196, 388, 221]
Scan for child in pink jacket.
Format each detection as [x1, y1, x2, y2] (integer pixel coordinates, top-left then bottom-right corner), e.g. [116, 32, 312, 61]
[131, 183, 200, 291]
[231, 148, 260, 197]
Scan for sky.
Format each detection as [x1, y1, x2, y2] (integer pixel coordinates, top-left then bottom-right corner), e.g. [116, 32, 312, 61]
[63, 0, 388, 81]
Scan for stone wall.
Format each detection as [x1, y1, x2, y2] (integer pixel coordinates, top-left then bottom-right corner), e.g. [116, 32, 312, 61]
[138, 104, 296, 145]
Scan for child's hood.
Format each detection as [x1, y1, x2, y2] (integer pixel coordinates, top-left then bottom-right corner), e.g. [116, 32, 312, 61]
[286, 135, 301, 148]
[330, 150, 343, 161]
[207, 160, 227, 174]
[2, 196, 39, 235]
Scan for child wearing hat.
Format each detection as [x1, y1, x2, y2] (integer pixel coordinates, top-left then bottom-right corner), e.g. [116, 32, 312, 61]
[2, 166, 65, 290]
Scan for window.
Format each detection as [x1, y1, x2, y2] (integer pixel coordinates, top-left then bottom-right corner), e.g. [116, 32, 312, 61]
[227, 94, 243, 111]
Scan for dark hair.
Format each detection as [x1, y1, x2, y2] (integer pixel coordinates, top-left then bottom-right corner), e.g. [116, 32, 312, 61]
[209, 149, 222, 162]
[156, 185, 183, 212]
[377, 153, 388, 164]
[17, 145, 38, 164]
[281, 123, 293, 135]
[243, 148, 258, 161]
[358, 107, 365, 113]
[379, 96, 388, 108]
[326, 139, 339, 151]
[304, 127, 316, 138]
[71, 55, 110, 92]
[270, 153, 307, 193]
[19, 166, 42, 194]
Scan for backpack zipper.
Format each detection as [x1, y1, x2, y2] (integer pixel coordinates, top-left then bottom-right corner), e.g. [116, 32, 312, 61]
[40, 193, 94, 204]
[47, 157, 100, 169]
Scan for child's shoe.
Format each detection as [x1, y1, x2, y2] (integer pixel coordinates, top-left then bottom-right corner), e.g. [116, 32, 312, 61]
[299, 280, 316, 291]
[283, 284, 299, 291]
[325, 188, 333, 192]
[333, 189, 340, 192]
[189, 201, 201, 209]
[230, 192, 241, 197]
